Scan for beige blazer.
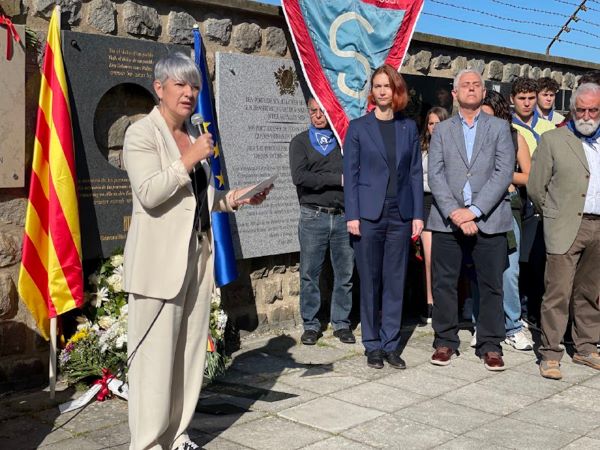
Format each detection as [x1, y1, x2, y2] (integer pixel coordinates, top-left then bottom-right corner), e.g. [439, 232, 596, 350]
[122, 106, 235, 299]
[528, 126, 590, 255]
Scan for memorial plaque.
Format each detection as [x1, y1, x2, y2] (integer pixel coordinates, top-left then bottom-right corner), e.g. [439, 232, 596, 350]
[62, 31, 187, 259]
[0, 24, 25, 187]
[216, 53, 310, 259]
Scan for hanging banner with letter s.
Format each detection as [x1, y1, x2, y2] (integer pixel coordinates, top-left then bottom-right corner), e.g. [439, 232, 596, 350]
[282, 0, 424, 143]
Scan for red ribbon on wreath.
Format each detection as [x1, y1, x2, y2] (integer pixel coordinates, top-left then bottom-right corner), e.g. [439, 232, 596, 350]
[0, 14, 22, 61]
[93, 368, 116, 402]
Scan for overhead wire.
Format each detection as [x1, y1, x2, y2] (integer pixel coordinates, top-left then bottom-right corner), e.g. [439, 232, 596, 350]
[429, 0, 556, 28]
[570, 27, 600, 39]
[490, 0, 572, 17]
[422, 11, 600, 51]
[550, 0, 599, 12]
[430, 0, 600, 40]
[489, 0, 600, 27]
[550, 0, 583, 7]
[429, 0, 557, 28]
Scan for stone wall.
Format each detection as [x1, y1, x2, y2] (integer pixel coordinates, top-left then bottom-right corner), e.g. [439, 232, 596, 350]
[401, 32, 598, 88]
[1, 0, 599, 388]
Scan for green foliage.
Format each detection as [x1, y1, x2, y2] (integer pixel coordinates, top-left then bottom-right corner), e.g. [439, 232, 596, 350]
[59, 249, 229, 385]
[59, 330, 127, 384]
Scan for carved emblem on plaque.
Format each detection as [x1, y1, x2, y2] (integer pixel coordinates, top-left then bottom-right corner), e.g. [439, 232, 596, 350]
[274, 65, 299, 96]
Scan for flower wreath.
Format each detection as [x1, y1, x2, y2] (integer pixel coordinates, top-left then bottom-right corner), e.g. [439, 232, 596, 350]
[59, 250, 228, 389]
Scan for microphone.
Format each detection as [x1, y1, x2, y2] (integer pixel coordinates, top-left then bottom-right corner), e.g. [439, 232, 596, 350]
[191, 113, 205, 135]
[190, 113, 212, 171]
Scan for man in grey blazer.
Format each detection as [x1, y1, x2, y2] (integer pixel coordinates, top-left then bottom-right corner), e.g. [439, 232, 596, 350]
[528, 82, 600, 380]
[428, 69, 515, 371]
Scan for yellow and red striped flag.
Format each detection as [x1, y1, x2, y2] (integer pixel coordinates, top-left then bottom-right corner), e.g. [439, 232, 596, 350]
[207, 334, 216, 353]
[18, 6, 83, 340]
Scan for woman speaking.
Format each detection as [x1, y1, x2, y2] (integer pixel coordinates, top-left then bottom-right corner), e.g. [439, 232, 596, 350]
[343, 64, 424, 370]
[123, 52, 270, 450]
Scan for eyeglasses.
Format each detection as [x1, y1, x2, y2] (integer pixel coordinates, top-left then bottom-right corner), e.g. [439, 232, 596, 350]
[309, 108, 324, 116]
[575, 107, 599, 115]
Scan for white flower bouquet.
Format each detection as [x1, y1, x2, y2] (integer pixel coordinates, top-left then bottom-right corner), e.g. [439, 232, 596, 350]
[59, 250, 229, 385]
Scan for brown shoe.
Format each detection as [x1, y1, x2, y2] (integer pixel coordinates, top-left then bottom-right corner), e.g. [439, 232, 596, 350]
[482, 352, 505, 371]
[573, 352, 600, 370]
[539, 360, 562, 380]
[430, 346, 457, 366]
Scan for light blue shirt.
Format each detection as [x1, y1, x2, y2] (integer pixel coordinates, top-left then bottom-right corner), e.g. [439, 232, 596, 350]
[459, 113, 482, 218]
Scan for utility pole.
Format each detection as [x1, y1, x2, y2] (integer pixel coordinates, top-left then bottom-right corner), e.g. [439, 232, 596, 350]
[546, 0, 588, 55]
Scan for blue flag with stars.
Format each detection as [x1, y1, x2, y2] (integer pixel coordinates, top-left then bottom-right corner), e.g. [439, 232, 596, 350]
[193, 25, 239, 287]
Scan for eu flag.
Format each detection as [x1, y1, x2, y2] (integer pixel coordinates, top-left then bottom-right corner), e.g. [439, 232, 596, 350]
[193, 25, 239, 287]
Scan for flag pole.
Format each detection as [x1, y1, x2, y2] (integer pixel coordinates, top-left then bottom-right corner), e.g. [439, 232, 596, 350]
[20, 2, 81, 400]
[49, 317, 57, 398]
[47, 3, 61, 400]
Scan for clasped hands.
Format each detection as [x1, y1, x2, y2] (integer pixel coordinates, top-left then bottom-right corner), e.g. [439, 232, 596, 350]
[450, 208, 478, 236]
[347, 219, 424, 238]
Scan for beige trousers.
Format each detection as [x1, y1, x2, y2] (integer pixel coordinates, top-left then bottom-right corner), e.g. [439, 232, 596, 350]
[128, 234, 213, 450]
[539, 217, 600, 361]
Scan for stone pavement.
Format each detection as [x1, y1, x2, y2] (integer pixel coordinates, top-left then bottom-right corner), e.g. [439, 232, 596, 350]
[2, 324, 600, 449]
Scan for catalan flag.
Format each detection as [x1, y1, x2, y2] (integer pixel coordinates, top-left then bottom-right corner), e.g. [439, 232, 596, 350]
[207, 334, 216, 353]
[193, 25, 239, 287]
[18, 6, 84, 340]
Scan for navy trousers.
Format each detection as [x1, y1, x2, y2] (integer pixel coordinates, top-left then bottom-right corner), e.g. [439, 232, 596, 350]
[352, 199, 411, 353]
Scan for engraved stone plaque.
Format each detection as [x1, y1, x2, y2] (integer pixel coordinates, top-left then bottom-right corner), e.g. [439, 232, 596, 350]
[0, 24, 25, 188]
[216, 52, 311, 259]
[62, 31, 186, 259]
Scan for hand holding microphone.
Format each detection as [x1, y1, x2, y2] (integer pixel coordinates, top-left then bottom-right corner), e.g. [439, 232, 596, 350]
[186, 113, 214, 167]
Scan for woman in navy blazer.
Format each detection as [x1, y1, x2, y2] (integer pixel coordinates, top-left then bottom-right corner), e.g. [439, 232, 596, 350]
[343, 64, 424, 369]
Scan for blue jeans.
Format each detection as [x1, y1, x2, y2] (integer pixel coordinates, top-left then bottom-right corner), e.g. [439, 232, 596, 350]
[503, 215, 523, 336]
[299, 206, 354, 331]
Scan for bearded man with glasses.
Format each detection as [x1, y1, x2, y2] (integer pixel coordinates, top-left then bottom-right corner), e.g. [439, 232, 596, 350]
[529, 82, 600, 380]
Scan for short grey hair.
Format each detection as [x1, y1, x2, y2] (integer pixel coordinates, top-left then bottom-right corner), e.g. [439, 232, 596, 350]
[453, 69, 484, 90]
[570, 82, 600, 114]
[154, 52, 201, 88]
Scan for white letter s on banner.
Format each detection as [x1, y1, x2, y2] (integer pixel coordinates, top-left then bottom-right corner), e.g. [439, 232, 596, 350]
[329, 12, 374, 100]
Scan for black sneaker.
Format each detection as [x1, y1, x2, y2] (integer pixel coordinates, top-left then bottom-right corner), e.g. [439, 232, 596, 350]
[366, 349, 385, 369]
[333, 328, 356, 344]
[300, 329, 321, 345]
[385, 351, 406, 369]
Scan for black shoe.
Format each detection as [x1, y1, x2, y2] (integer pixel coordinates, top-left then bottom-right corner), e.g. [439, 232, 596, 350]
[301, 329, 321, 345]
[333, 328, 356, 344]
[385, 351, 406, 369]
[366, 349, 385, 369]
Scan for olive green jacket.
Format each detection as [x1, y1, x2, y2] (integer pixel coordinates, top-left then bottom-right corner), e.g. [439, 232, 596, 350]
[528, 126, 590, 255]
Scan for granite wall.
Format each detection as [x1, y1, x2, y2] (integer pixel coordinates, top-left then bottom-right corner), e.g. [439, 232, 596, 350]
[1, 0, 599, 389]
